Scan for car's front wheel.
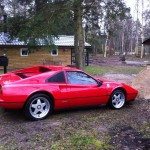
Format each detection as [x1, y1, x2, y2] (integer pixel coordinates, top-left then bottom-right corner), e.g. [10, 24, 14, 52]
[24, 94, 53, 121]
[109, 90, 126, 109]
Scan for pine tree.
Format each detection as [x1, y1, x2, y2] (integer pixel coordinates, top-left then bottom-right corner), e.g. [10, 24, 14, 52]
[1, 0, 132, 68]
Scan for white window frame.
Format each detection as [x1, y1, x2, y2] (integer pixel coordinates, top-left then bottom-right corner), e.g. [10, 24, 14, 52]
[20, 48, 29, 57]
[51, 49, 58, 56]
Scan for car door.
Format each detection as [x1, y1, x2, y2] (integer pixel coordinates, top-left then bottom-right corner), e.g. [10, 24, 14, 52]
[46, 71, 71, 109]
[65, 71, 108, 107]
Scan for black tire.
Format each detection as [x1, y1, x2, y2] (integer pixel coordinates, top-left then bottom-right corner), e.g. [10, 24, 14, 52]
[108, 90, 126, 109]
[24, 93, 53, 121]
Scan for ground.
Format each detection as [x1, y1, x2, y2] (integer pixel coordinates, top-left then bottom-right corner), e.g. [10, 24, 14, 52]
[0, 55, 149, 150]
[132, 67, 150, 99]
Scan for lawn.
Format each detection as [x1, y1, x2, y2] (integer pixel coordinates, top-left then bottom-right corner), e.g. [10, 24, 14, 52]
[85, 65, 144, 75]
[0, 70, 6, 74]
[0, 65, 145, 76]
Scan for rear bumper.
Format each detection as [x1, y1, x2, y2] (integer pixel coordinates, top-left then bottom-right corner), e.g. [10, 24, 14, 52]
[0, 101, 24, 109]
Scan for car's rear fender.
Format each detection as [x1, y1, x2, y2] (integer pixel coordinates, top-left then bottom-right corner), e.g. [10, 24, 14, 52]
[24, 90, 55, 109]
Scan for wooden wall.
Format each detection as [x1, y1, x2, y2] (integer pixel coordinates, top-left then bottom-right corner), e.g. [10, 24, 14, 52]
[0, 47, 71, 69]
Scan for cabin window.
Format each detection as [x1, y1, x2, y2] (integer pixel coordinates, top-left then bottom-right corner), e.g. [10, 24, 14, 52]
[20, 48, 29, 56]
[51, 49, 58, 56]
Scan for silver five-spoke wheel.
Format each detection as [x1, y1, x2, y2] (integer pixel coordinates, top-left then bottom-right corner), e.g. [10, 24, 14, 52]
[29, 97, 50, 119]
[24, 94, 52, 120]
[109, 90, 125, 109]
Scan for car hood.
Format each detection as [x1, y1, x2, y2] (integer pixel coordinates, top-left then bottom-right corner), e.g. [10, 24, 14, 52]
[96, 77, 125, 89]
[96, 77, 121, 84]
[97, 77, 138, 94]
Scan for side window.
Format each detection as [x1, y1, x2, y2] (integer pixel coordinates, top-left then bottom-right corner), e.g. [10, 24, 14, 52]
[66, 71, 98, 85]
[47, 72, 65, 83]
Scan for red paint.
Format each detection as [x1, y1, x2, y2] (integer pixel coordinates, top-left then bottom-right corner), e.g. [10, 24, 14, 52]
[0, 65, 138, 110]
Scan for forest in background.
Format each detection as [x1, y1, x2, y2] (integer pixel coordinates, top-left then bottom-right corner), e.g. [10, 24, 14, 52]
[0, 0, 150, 69]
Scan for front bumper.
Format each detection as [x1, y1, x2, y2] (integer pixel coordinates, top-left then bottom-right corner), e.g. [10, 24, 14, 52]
[126, 92, 138, 101]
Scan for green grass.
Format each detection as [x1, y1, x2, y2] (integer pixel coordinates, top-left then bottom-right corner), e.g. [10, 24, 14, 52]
[85, 65, 144, 75]
[0, 66, 144, 76]
[0, 70, 6, 74]
[139, 123, 150, 138]
[51, 132, 111, 150]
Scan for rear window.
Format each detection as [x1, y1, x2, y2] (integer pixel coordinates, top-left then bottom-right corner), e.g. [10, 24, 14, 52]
[47, 71, 65, 83]
[39, 67, 51, 73]
[15, 66, 51, 79]
[16, 73, 28, 79]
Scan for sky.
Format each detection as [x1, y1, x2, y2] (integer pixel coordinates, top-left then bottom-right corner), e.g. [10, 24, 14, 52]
[124, 0, 150, 21]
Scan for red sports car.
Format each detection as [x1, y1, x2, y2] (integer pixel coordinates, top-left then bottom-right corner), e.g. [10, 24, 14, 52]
[0, 65, 138, 120]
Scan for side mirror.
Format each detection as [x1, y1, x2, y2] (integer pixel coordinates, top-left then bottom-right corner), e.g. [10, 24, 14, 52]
[97, 80, 102, 87]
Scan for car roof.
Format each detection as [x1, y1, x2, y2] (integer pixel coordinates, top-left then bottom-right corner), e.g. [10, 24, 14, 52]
[31, 65, 81, 78]
[44, 65, 81, 71]
[26, 67, 81, 80]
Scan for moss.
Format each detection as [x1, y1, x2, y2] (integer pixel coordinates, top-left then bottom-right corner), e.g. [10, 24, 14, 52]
[51, 132, 112, 150]
[0, 145, 5, 150]
[139, 123, 150, 138]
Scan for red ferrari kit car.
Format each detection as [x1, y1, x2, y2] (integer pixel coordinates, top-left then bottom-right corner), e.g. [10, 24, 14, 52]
[0, 65, 138, 120]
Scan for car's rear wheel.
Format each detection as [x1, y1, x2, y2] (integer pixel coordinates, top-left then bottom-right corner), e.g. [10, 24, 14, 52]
[109, 90, 125, 109]
[24, 94, 53, 121]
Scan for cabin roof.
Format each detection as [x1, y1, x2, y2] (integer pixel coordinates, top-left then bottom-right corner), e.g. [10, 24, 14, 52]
[0, 33, 91, 47]
[0, 33, 24, 45]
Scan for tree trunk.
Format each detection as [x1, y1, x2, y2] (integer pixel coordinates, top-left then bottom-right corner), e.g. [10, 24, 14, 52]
[121, 31, 124, 53]
[104, 33, 109, 57]
[141, 0, 144, 58]
[130, 32, 133, 53]
[74, 1, 84, 69]
[0, 5, 7, 33]
[12, 0, 17, 17]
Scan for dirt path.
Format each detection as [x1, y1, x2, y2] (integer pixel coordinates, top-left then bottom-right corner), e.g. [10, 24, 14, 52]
[102, 73, 134, 85]
[132, 67, 150, 99]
